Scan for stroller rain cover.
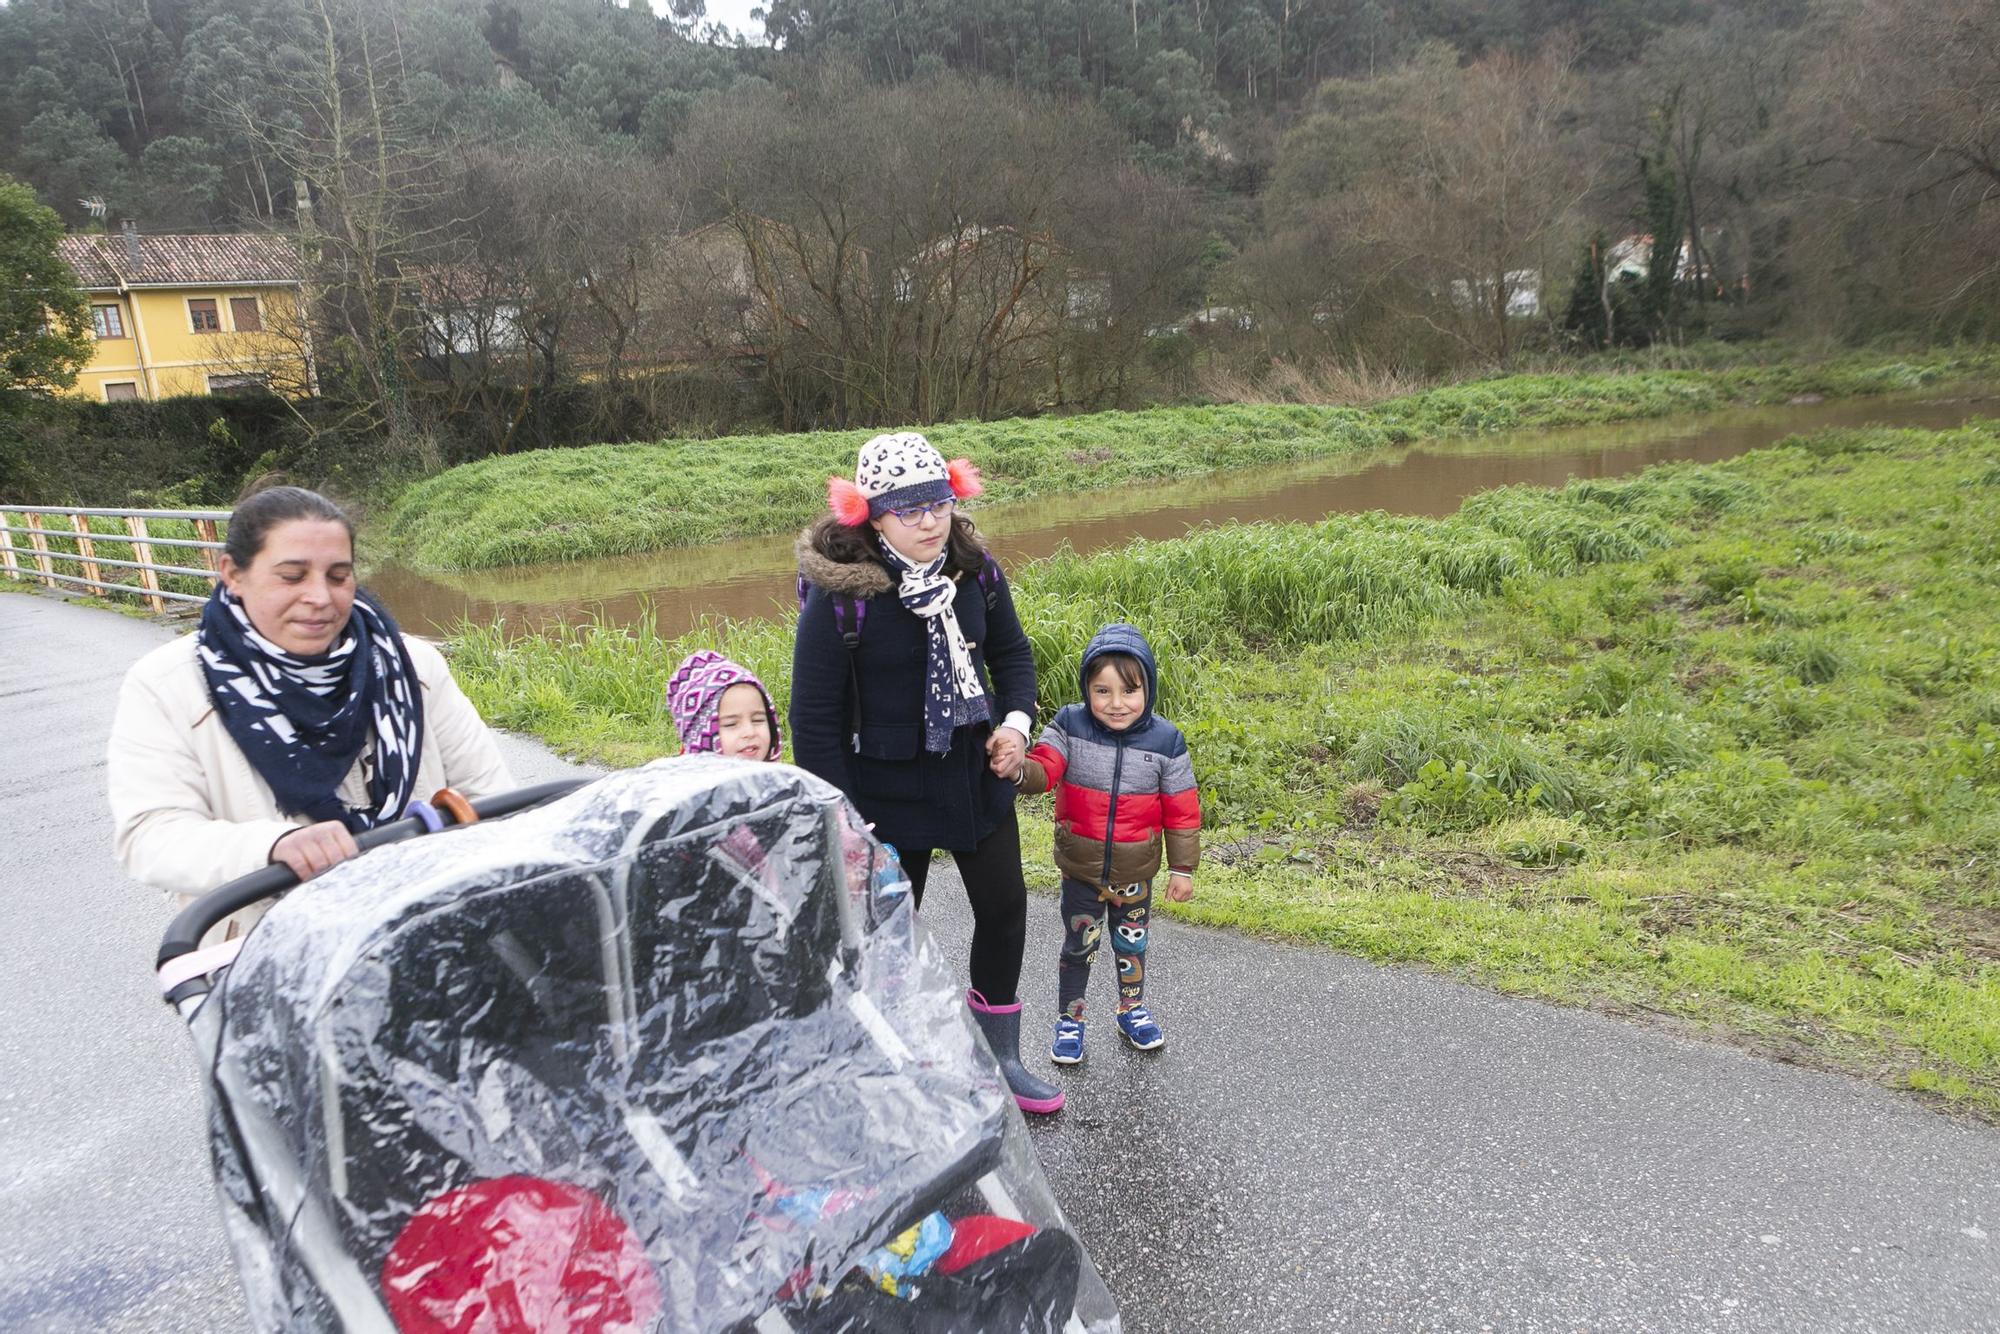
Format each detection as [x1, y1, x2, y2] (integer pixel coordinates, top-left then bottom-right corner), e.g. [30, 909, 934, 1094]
[189, 758, 1119, 1333]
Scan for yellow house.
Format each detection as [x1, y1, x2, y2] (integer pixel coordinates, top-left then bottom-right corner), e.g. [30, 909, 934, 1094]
[55, 224, 315, 402]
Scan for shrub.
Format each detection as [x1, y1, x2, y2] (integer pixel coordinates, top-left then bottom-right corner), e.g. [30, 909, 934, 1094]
[1382, 759, 1530, 830]
[1563, 656, 1661, 717]
[1755, 631, 1848, 685]
[1695, 550, 1764, 606]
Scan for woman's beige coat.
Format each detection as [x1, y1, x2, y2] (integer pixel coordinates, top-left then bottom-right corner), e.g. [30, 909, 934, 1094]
[108, 630, 516, 915]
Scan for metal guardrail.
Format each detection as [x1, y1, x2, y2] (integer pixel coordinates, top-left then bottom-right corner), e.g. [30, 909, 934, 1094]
[0, 504, 228, 612]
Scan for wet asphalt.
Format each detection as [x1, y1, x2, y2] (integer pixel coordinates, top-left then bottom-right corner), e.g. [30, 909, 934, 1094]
[2, 592, 1995, 1332]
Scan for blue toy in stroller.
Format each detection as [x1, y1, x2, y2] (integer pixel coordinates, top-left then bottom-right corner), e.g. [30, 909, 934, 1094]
[155, 759, 1121, 1333]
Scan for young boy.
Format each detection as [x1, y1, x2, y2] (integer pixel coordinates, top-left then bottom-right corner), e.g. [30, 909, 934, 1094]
[1013, 623, 1200, 1062]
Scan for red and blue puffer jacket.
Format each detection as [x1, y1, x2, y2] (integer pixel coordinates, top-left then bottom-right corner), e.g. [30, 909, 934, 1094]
[1020, 624, 1200, 892]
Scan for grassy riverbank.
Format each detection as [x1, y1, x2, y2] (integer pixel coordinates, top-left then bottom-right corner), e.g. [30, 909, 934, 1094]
[379, 348, 1999, 573]
[446, 420, 2000, 1115]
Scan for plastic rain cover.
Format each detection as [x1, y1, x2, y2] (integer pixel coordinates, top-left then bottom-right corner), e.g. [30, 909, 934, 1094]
[189, 758, 1120, 1334]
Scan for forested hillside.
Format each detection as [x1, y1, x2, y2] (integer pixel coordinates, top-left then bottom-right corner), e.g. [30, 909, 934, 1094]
[3, 0, 1995, 472]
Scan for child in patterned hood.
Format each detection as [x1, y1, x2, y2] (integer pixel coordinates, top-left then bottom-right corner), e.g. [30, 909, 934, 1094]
[666, 650, 782, 761]
[665, 651, 802, 927]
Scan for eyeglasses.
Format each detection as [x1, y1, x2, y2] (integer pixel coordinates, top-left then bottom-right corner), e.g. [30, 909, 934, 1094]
[887, 498, 956, 525]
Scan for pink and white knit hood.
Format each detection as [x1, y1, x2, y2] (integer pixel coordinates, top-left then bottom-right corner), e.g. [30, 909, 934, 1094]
[665, 651, 781, 759]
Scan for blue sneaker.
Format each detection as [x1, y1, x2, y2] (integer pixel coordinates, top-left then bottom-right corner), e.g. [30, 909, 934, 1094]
[1116, 1006, 1165, 1051]
[1051, 1017, 1086, 1065]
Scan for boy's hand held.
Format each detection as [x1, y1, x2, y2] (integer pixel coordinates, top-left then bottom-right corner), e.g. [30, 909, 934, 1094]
[1166, 871, 1194, 902]
[986, 725, 1026, 776]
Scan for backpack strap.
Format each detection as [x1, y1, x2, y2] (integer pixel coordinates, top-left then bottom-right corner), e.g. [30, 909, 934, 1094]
[830, 591, 865, 649]
[829, 591, 866, 749]
[977, 551, 1002, 610]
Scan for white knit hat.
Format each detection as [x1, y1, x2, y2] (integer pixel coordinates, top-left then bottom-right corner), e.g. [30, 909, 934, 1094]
[827, 432, 983, 525]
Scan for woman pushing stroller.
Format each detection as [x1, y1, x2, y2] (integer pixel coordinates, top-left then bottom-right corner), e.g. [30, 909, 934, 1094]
[133, 485, 1124, 1331]
[107, 484, 516, 936]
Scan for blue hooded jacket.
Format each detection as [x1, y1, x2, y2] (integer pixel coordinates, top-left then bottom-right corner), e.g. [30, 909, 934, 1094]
[1023, 623, 1201, 889]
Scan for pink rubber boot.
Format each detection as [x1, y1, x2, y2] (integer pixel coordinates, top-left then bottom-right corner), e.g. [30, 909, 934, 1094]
[966, 989, 1065, 1115]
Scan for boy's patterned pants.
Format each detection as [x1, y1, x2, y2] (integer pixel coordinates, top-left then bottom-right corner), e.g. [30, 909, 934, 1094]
[1057, 877, 1151, 1020]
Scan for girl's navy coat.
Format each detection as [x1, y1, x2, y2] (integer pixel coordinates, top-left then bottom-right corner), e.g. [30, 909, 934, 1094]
[789, 525, 1036, 852]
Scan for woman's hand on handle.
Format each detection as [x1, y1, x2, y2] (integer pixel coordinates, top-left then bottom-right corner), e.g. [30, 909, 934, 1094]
[269, 821, 360, 881]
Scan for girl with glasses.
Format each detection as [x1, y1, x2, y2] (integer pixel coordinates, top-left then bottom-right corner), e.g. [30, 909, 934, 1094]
[790, 433, 1063, 1115]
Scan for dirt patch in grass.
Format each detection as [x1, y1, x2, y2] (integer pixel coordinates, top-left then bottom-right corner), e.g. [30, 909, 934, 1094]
[1674, 658, 1737, 691]
[1632, 895, 1705, 939]
[1207, 832, 1540, 896]
[1341, 780, 1385, 829]
[1421, 848, 1549, 894]
[1936, 905, 2000, 963]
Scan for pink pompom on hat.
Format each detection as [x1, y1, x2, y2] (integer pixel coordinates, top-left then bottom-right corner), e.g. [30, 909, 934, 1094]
[665, 650, 781, 759]
[827, 431, 983, 526]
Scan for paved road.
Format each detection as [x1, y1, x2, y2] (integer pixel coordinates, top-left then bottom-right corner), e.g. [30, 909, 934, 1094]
[3, 591, 1996, 1332]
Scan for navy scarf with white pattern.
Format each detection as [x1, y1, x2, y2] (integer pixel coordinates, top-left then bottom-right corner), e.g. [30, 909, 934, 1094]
[876, 536, 990, 754]
[196, 584, 425, 833]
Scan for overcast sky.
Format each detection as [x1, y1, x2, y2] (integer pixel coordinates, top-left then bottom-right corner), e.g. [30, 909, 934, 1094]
[654, 0, 768, 44]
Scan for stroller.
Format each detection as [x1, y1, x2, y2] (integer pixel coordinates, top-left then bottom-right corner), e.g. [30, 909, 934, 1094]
[155, 759, 1121, 1333]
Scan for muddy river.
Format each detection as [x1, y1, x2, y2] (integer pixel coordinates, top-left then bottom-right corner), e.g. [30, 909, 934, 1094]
[367, 388, 1997, 638]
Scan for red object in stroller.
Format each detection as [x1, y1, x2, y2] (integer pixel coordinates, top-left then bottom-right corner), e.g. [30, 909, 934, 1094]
[155, 759, 1120, 1333]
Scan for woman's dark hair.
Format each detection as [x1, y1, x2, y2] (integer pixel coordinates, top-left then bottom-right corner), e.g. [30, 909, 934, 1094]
[224, 485, 355, 567]
[807, 511, 986, 576]
[1086, 651, 1147, 694]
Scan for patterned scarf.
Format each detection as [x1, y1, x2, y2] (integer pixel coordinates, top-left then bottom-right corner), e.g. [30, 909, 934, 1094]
[877, 536, 991, 754]
[196, 584, 425, 833]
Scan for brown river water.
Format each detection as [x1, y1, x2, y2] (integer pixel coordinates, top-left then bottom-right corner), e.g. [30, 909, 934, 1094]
[366, 388, 1998, 639]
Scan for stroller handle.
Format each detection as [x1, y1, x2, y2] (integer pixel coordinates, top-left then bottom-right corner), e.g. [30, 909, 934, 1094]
[155, 780, 589, 993]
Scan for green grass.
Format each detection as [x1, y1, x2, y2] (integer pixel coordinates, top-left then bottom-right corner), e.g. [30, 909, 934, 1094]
[378, 347, 2000, 572]
[445, 418, 2000, 1116]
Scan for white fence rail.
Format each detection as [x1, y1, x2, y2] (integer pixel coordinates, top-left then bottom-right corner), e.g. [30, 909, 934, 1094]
[0, 504, 229, 612]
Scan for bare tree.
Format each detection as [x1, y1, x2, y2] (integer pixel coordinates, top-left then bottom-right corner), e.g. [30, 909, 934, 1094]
[193, 0, 462, 441]
[1812, 0, 2000, 320]
[676, 66, 1146, 426]
[1598, 16, 1814, 319]
[1252, 42, 1591, 369]
[1367, 43, 1591, 366]
[1061, 163, 1210, 405]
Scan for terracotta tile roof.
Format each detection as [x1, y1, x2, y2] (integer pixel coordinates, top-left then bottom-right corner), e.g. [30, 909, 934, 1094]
[57, 232, 302, 289]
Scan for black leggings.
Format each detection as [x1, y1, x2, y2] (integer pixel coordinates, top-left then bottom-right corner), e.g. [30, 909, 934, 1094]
[899, 806, 1028, 1007]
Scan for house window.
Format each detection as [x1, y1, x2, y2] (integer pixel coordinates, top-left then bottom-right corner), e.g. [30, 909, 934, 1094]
[188, 298, 221, 332]
[229, 296, 262, 332]
[207, 372, 269, 397]
[91, 304, 125, 339]
[103, 381, 140, 402]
